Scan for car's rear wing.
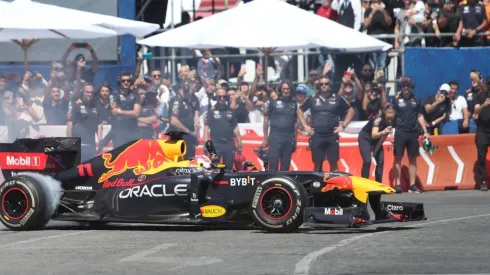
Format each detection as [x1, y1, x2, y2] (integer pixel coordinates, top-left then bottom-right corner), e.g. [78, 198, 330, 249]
[0, 137, 81, 182]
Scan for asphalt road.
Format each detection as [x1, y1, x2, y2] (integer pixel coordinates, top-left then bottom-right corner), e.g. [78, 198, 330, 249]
[1, 190, 490, 275]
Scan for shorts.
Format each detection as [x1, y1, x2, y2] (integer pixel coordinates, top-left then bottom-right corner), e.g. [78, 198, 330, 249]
[309, 133, 339, 164]
[393, 130, 419, 157]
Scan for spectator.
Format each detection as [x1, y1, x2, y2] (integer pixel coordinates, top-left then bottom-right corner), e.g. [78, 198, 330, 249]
[147, 69, 164, 94]
[305, 69, 320, 96]
[332, 0, 362, 30]
[339, 77, 362, 121]
[70, 83, 100, 162]
[359, 63, 375, 87]
[196, 78, 217, 118]
[48, 62, 70, 100]
[472, 86, 490, 191]
[203, 88, 243, 169]
[178, 65, 190, 85]
[455, 0, 488, 47]
[43, 85, 68, 125]
[317, 0, 339, 20]
[394, 0, 424, 49]
[423, 83, 451, 135]
[230, 84, 253, 123]
[435, 0, 462, 47]
[299, 75, 355, 172]
[362, 81, 388, 119]
[62, 43, 99, 85]
[390, 76, 429, 194]
[262, 80, 311, 171]
[197, 49, 220, 83]
[168, 81, 200, 159]
[95, 83, 112, 143]
[249, 65, 267, 123]
[447, 80, 471, 133]
[364, 0, 393, 72]
[332, 0, 363, 82]
[157, 73, 176, 105]
[110, 72, 142, 148]
[465, 70, 485, 115]
[136, 85, 158, 139]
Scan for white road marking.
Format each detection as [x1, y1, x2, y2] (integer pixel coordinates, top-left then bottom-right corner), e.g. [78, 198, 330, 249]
[447, 146, 464, 184]
[119, 243, 223, 270]
[0, 230, 94, 249]
[340, 159, 349, 173]
[294, 213, 490, 275]
[419, 147, 435, 185]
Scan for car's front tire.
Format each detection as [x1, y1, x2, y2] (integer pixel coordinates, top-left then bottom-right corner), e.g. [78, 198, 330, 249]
[249, 176, 308, 233]
[0, 175, 52, 231]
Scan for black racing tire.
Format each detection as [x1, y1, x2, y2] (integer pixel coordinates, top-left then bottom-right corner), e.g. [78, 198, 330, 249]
[249, 176, 308, 233]
[0, 175, 51, 231]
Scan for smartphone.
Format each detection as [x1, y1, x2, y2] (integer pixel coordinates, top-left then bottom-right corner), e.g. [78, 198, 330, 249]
[142, 52, 153, 59]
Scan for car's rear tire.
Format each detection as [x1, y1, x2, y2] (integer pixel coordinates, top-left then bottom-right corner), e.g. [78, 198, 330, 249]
[0, 175, 51, 230]
[249, 176, 308, 233]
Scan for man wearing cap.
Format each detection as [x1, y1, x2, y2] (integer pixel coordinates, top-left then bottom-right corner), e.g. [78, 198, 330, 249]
[262, 80, 311, 171]
[472, 83, 490, 191]
[391, 76, 429, 193]
[423, 83, 451, 135]
[296, 85, 310, 124]
[299, 75, 355, 172]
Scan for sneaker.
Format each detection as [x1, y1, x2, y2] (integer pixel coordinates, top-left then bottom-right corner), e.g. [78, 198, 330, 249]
[480, 181, 488, 191]
[395, 185, 403, 193]
[408, 184, 422, 193]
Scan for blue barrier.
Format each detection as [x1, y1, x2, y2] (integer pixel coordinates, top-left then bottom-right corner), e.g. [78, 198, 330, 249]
[440, 119, 477, 135]
[404, 47, 490, 100]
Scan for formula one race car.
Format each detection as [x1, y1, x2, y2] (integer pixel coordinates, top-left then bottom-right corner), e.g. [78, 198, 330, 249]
[0, 132, 426, 232]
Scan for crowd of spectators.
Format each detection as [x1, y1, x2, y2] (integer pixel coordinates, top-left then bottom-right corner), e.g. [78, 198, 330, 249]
[0, 41, 482, 148]
[0, 0, 488, 157]
[290, 0, 489, 74]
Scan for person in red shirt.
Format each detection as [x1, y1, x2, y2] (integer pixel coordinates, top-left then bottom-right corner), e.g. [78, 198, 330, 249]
[317, 0, 339, 21]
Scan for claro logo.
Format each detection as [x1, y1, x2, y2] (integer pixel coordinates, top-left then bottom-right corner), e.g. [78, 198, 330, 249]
[0, 153, 47, 170]
[386, 205, 403, 211]
[200, 205, 226, 218]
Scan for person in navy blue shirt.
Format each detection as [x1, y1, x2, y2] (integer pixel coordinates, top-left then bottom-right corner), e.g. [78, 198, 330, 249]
[390, 76, 429, 194]
[299, 75, 354, 172]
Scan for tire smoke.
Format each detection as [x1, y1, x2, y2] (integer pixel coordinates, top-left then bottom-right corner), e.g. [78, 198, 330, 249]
[19, 172, 63, 218]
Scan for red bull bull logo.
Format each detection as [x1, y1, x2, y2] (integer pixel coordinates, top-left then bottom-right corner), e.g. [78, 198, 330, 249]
[98, 140, 178, 183]
[321, 175, 353, 192]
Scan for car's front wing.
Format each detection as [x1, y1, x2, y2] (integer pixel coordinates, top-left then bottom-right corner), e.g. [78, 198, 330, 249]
[303, 201, 426, 227]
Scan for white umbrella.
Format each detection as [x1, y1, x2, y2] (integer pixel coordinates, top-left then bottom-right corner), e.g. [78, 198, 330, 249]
[0, 0, 160, 70]
[137, 0, 392, 53]
[4, 0, 160, 37]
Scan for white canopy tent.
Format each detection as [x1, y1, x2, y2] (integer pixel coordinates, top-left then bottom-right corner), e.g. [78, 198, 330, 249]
[138, 0, 391, 81]
[0, 0, 160, 70]
[138, 0, 392, 51]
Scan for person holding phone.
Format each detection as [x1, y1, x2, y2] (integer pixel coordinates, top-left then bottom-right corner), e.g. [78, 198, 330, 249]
[358, 104, 395, 182]
[423, 84, 451, 134]
[61, 42, 99, 85]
